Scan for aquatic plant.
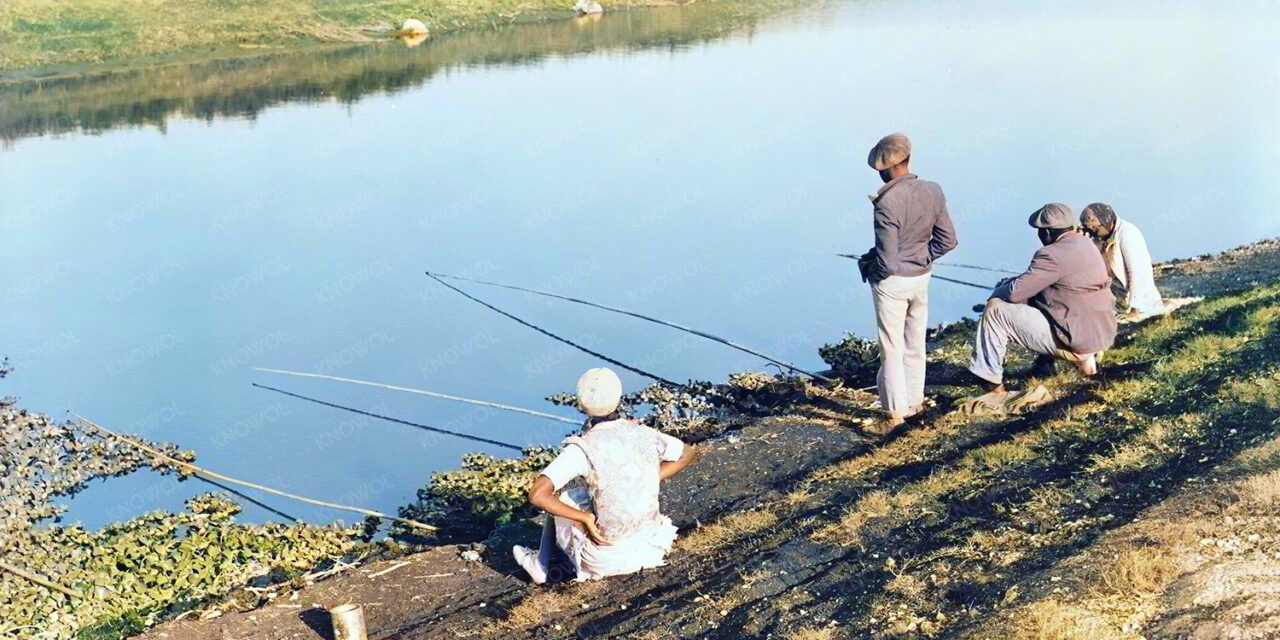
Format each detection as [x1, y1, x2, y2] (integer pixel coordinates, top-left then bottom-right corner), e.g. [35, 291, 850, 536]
[395, 447, 559, 540]
[0, 399, 365, 639]
[817, 332, 880, 375]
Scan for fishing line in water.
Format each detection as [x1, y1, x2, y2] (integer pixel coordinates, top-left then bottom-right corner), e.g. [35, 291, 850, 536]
[252, 383, 527, 452]
[424, 273, 683, 388]
[425, 271, 831, 382]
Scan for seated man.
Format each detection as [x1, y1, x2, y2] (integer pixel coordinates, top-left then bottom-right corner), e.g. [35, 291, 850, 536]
[512, 368, 695, 584]
[969, 204, 1118, 391]
[1079, 202, 1165, 316]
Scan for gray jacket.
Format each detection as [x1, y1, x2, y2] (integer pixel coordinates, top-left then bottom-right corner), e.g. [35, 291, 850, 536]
[865, 174, 958, 282]
[995, 230, 1117, 354]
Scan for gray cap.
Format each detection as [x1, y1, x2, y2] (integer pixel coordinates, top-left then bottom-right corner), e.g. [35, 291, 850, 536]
[1028, 203, 1076, 229]
[868, 133, 911, 171]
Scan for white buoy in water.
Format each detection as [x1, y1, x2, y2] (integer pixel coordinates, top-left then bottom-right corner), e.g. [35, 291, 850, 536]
[574, 1, 604, 16]
[399, 18, 429, 35]
[330, 604, 368, 640]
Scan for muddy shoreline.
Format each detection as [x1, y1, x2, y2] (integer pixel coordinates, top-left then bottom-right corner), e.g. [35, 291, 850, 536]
[131, 236, 1280, 639]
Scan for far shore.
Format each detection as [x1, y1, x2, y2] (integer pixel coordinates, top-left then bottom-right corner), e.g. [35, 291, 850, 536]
[0, 0, 814, 80]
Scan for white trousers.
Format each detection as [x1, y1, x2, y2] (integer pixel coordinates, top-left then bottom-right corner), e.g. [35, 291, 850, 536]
[871, 272, 931, 415]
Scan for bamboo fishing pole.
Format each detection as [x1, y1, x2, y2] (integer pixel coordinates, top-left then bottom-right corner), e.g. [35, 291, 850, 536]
[75, 415, 438, 532]
[837, 254, 994, 290]
[936, 262, 1021, 275]
[425, 271, 833, 383]
[424, 274, 682, 387]
[253, 368, 579, 425]
[0, 561, 80, 599]
[251, 383, 528, 452]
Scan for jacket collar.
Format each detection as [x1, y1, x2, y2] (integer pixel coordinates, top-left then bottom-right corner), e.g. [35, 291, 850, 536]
[868, 173, 917, 203]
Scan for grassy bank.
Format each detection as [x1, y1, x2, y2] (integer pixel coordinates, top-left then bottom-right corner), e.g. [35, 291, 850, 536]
[0, 0, 805, 74]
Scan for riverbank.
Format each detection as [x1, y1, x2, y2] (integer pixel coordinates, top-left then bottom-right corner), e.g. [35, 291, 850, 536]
[134, 237, 1280, 639]
[0, 0, 813, 78]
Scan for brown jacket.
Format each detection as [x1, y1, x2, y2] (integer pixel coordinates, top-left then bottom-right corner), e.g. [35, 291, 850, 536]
[995, 230, 1117, 354]
[865, 174, 958, 282]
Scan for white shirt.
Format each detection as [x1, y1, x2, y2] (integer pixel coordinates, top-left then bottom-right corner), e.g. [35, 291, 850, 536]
[1103, 218, 1164, 314]
[537, 428, 686, 581]
[540, 432, 685, 490]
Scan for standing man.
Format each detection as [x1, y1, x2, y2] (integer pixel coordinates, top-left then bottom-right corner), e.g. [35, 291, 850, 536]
[858, 133, 958, 435]
[969, 204, 1117, 391]
[1079, 202, 1165, 316]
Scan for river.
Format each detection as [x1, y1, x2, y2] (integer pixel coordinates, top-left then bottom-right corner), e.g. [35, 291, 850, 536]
[2, 0, 1278, 528]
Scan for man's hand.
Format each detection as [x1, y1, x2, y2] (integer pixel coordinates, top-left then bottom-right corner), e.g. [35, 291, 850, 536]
[858, 251, 876, 283]
[582, 512, 611, 546]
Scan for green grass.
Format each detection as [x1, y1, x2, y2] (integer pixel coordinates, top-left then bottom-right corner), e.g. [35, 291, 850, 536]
[0, 0, 813, 73]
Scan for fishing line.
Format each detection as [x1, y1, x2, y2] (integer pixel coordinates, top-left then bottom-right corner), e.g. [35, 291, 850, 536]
[424, 273, 683, 388]
[252, 383, 526, 452]
[425, 271, 831, 382]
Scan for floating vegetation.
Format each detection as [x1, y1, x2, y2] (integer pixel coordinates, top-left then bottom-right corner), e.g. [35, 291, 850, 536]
[396, 447, 560, 542]
[0, 397, 368, 639]
[817, 332, 880, 376]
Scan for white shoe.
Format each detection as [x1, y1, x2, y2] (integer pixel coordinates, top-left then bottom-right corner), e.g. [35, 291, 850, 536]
[512, 545, 547, 585]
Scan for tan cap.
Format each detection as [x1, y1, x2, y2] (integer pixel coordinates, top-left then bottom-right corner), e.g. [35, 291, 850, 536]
[1028, 203, 1077, 229]
[576, 368, 622, 417]
[868, 133, 911, 171]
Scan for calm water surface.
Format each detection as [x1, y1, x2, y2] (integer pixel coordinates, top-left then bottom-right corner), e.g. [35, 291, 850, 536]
[2, 0, 1278, 528]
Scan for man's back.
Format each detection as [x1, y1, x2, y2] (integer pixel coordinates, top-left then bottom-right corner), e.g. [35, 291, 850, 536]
[870, 175, 958, 281]
[1012, 232, 1116, 353]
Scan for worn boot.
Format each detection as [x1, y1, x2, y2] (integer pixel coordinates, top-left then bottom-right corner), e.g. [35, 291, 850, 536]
[863, 412, 906, 437]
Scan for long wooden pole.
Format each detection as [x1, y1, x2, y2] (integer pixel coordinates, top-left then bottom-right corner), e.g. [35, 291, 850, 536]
[254, 368, 579, 425]
[837, 254, 993, 290]
[75, 415, 437, 532]
[426, 271, 832, 382]
[425, 274, 683, 387]
[252, 383, 528, 452]
[0, 560, 80, 599]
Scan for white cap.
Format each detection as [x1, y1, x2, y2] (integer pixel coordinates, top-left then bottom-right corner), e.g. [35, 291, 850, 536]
[576, 368, 622, 417]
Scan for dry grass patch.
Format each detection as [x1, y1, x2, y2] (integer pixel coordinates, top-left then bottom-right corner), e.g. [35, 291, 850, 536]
[1237, 468, 1280, 506]
[1011, 600, 1123, 640]
[679, 508, 780, 554]
[784, 625, 839, 640]
[1093, 544, 1182, 597]
[502, 580, 608, 629]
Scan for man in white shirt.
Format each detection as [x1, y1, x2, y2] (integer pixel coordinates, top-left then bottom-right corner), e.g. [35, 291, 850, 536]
[1080, 202, 1165, 316]
[513, 368, 695, 584]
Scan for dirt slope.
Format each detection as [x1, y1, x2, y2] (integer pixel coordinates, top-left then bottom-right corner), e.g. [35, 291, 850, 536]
[141, 237, 1280, 640]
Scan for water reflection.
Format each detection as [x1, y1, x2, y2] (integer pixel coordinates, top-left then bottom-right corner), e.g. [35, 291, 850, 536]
[0, 2, 797, 145]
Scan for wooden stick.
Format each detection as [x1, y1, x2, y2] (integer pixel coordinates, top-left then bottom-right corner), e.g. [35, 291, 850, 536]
[936, 261, 1021, 275]
[254, 368, 579, 425]
[0, 560, 80, 599]
[74, 415, 437, 532]
[426, 271, 832, 382]
[425, 274, 682, 387]
[837, 254, 993, 290]
[252, 383, 527, 452]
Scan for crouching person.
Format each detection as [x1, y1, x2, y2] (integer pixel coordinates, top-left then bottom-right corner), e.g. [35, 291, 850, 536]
[969, 204, 1118, 392]
[512, 368, 695, 584]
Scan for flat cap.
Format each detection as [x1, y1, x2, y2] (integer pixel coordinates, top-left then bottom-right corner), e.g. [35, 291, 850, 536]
[1028, 203, 1076, 229]
[868, 133, 911, 171]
